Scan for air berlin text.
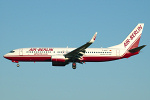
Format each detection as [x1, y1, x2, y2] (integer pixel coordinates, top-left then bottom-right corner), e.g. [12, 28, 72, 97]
[29, 48, 53, 51]
[124, 25, 142, 48]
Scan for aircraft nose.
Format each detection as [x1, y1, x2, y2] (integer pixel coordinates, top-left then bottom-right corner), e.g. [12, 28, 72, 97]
[3, 54, 6, 58]
[3, 54, 8, 58]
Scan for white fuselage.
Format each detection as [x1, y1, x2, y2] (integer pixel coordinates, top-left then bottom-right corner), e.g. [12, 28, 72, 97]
[4, 47, 132, 62]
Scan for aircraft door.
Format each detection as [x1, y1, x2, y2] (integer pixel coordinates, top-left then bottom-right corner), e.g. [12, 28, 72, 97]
[116, 50, 120, 56]
[19, 49, 23, 56]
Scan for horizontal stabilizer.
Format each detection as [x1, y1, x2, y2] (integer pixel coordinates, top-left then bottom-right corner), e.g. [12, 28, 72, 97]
[128, 45, 146, 53]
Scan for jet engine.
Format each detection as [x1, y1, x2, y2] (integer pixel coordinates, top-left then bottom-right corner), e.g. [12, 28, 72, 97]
[51, 55, 68, 66]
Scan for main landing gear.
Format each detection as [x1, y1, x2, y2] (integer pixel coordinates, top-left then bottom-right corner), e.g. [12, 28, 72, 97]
[17, 63, 20, 67]
[72, 62, 76, 69]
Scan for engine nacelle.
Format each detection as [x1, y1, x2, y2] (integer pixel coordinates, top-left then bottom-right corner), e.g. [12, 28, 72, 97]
[51, 55, 68, 66]
[51, 55, 66, 62]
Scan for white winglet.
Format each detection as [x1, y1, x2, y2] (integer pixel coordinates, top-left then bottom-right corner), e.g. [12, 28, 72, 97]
[89, 32, 97, 43]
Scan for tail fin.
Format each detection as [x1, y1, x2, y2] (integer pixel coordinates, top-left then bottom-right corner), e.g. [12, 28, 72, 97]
[109, 23, 144, 50]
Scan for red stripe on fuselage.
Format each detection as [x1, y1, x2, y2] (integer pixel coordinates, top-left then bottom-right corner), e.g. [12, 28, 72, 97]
[4, 55, 121, 62]
[4, 55, 52, 62]
[82, 56, 120, 62]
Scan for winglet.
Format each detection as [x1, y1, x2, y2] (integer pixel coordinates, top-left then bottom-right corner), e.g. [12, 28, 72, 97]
[89, 32, 97, 43]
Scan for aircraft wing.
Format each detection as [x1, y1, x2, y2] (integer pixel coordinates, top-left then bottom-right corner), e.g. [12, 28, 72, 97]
[65, 32, 97, 60]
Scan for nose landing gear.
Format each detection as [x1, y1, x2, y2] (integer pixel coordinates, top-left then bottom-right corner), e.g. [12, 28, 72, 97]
[17, 64, 20, 67]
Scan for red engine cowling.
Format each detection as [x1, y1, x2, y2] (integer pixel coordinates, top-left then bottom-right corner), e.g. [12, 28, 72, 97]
[51, 55, 66, 62]
[51, 55, 67, 66]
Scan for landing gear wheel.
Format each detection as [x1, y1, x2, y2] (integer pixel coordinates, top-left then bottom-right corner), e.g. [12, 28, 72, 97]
[17, 64, 20, 67]
[72, 63, 76, 69]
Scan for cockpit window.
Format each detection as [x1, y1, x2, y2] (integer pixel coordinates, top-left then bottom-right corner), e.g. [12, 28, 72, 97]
[9, 50, 15, 53]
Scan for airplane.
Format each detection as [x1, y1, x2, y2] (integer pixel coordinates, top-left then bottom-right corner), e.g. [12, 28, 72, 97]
[3, 23, 146, 69]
